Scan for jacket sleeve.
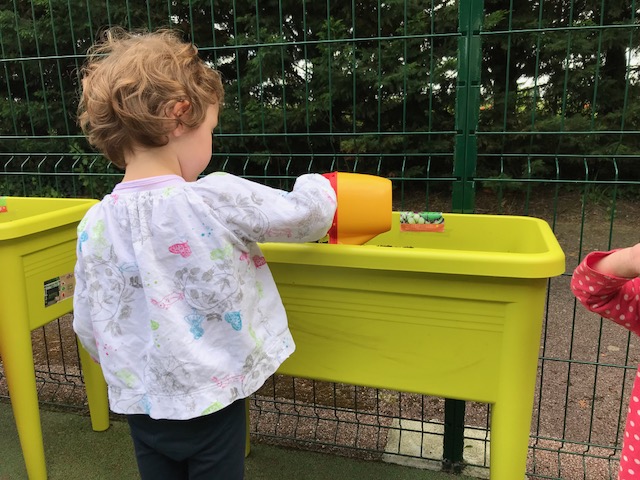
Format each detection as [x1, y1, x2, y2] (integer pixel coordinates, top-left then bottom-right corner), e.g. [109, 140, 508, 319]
[571, 250, 640, 336]
[195, 172, 337, 243]
[72, 242, 100, 363]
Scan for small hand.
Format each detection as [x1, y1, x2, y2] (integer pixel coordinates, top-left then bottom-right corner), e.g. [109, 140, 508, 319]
[592, 243, 640, 278]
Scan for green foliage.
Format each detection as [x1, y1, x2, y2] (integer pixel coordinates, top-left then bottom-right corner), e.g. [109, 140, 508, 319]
[478, 0, 639, 184]
[0, 0, 638, 198]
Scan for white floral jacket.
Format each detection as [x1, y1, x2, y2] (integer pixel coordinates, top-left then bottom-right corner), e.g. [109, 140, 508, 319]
[73, 173, 336, 419]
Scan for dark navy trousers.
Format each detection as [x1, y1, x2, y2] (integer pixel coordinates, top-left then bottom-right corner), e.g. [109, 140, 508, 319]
[126, 399, 246, 480]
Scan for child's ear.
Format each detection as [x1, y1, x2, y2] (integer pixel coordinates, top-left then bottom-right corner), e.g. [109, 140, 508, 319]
[170, 100, 191, 136]
[172, 100, 191, 118]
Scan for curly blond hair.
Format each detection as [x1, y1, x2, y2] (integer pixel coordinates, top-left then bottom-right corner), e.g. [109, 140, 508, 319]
[77, 28, 224, 169]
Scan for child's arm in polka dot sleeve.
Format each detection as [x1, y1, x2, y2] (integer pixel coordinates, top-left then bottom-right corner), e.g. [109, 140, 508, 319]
[571, 245, 640, 336]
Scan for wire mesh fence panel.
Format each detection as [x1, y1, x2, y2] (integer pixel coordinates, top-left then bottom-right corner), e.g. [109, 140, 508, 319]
[1, 0, 459, 204]
[1, 1, 639, 479]
[476, 1, 640, 478]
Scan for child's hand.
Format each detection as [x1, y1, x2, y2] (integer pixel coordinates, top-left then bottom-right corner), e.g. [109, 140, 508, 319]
[592, 243, 640, 278]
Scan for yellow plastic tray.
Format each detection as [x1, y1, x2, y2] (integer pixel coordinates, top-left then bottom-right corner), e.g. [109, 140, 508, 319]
[263, 212, 565, 278]
[260, 212, 565, 479]
[0, 196, 97, 240]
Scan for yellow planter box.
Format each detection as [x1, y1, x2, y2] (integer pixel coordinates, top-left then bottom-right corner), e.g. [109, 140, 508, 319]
[0, 197, 98, 329]
[0, 197, 109, 480]
[261, 212, 565, 480]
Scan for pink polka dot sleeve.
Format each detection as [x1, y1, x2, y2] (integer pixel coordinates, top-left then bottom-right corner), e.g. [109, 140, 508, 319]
[573, 252, 640, 478]
[571, 250, 640, 337]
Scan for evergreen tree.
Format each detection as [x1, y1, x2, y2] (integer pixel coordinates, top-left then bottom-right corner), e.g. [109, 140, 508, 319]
[0, 0, 638, 197]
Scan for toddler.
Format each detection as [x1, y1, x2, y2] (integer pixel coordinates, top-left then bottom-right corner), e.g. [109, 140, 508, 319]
[73, 27, 336, 480]
[572, 243, 640, 480]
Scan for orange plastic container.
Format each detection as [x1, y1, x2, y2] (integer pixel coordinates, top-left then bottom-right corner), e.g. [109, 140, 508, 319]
[323, 172, 392, 244]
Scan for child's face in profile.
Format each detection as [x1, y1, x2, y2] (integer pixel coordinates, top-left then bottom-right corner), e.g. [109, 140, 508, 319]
[178, 103, 220, 181]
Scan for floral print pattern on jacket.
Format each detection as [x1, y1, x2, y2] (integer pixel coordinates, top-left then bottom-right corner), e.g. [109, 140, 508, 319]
[73, 172, 336, 420]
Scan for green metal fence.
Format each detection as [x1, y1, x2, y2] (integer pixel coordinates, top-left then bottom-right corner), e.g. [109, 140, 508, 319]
[1, 1, 639, 478]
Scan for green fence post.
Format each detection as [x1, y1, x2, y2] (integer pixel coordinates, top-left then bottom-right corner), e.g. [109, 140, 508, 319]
[443, 397, 466, 473]
[452, 0, 482, 213]
[444, 0, 483, 472]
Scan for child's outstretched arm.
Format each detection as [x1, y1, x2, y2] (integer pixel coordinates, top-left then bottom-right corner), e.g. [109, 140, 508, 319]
[195, 172, 337, 243]
[571, 243, 640, 336]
